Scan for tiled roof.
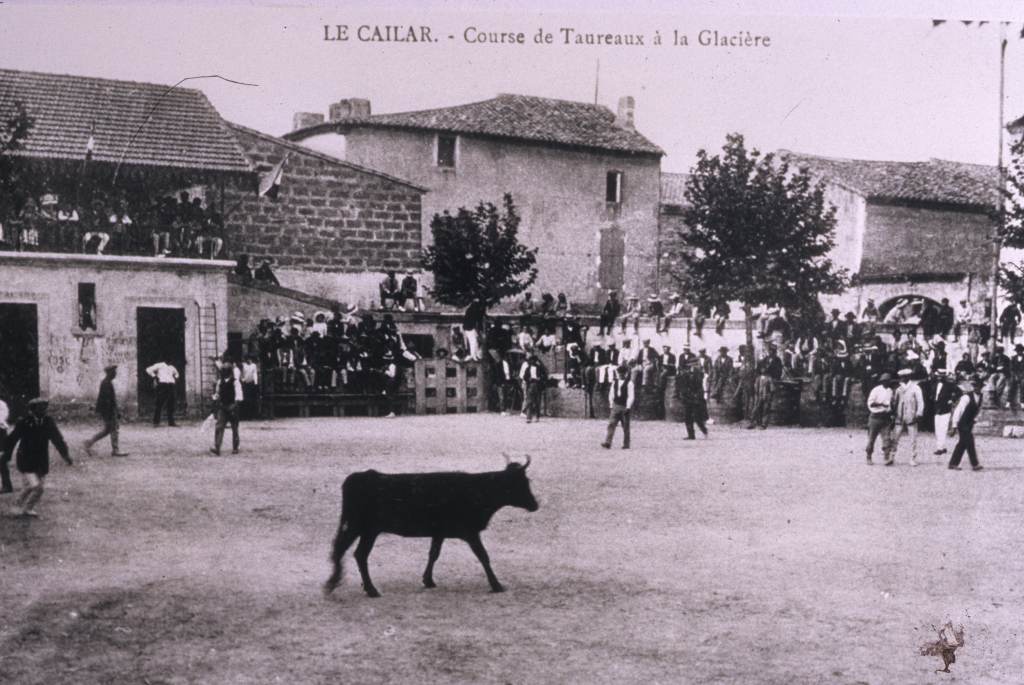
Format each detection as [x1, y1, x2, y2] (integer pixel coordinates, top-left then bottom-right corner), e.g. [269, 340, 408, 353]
[660, 172, 689, 206]
[0, 68, 252, 173]
[288, 94, 664, 156]
[779, 150, 999, 209]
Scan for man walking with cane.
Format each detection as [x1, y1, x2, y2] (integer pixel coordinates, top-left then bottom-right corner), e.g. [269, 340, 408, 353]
[84, 364, 129, 457]
[602, 363, 635, 450]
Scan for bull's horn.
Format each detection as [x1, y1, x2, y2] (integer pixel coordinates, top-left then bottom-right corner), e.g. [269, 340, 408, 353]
[522, 454, 531, 469]
[502, 452, 513, 464]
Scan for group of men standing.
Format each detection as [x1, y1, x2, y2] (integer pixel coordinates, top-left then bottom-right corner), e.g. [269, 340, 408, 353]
[865, 368, 984, 470]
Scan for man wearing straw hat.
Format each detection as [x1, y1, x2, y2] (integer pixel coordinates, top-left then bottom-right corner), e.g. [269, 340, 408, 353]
[2, 398, 73, 517]
[890, 367, 924, 466]
[84, 364, 128, 457]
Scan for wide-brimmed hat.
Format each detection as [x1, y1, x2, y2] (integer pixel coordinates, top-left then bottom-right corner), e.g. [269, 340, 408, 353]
[104, 364, 118, 373]
[897, 368, 913, 377]
[27, 397, 49, 408]
[671, 293, 681, 300]
[878, 373, 893, 383]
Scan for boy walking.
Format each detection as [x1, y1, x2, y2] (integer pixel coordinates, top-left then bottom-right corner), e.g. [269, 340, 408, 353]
[3, 398, 73, 517]
[84, 364, 129, 457]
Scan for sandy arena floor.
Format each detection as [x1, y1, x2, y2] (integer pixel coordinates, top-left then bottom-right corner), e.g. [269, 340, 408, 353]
[1, 414, 1022, 684]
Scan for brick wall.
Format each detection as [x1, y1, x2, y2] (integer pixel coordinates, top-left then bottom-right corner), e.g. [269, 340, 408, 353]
[224, 124, 424, 277]
[861, 202, 994, 279]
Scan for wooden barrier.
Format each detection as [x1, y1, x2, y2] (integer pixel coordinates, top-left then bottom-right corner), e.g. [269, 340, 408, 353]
[413, 359, 486, 414]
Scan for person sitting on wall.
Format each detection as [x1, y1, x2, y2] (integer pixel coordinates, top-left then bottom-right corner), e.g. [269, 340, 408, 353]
[556, 293, 572, 319]
[599, 290, 621, 336]
[235, 254, 254, 284]
[196, 210, 225, 259]
[401, 270, 423, 311]
[646, 294, 664, 331]
[254, 258, 280, 286]
[659, 294, 684, 333]
[56, 200, 80, 252]
[379, 270, 401, 310]
[620, 295, 642, 335]
[81, 199, 110, 255]
[518, 292, 536, 317]
[106, 201, 133, 255]
[152, 196, 175, 256]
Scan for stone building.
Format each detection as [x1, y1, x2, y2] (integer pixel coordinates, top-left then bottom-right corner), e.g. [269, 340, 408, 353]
[781, 152, 999, 320]
[0, 68, 250, 417]
[284, 93, 664, 305]
[0, 252, 228, 419]
[223, 123, 426, 305]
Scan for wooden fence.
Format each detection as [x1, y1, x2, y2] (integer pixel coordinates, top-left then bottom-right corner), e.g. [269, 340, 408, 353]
[413, 359, 486, 414]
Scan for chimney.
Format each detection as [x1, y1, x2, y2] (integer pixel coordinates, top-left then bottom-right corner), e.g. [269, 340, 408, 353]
[329, 98, 372, 122]
[292, 112, 325, 131]
[614, 95, 635, 131]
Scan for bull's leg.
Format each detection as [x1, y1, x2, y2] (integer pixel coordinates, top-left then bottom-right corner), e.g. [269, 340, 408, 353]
[353, 533, 381, 598]
[323, 522, 359, 595]
[422, 537, 444, 588]
[465, 533, 504, 593]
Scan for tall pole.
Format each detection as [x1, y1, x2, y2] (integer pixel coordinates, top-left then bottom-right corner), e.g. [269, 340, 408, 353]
[594, 59, 600, 105]
[991, 26, 1007, 355]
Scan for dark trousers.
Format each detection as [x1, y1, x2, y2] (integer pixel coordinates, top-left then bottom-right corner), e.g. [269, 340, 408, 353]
[0, 428, 10, 492]
[525, 381, 543, 421]
[684, 406, 707, 439]
[215, 402, 240, 452]
[865, 414, 892, 459]
[598, 315, 616, 336]
[242, 382, 259, 419]
[86, 414, 119, 453]
[948, 428, 979, 468]
[153, 383, 176, 425]
[604, 405, 631, 447]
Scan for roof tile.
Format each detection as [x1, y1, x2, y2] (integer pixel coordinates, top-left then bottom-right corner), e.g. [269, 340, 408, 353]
[289, 94, 663, 156]
[0, 69, 252, 173]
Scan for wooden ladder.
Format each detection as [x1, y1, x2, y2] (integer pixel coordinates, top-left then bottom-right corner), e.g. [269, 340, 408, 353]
[196, 302, 220, 415]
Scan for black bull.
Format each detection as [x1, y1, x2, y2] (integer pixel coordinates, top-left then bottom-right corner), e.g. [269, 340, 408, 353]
[324, 457, 538, 597]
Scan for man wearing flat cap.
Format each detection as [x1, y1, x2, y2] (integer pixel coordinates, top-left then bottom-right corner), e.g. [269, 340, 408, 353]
[84, 364, 128, 457]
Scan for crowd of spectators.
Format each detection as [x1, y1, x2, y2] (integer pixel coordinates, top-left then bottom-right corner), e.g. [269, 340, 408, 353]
[243, 307, 421, 407]
[0, 190, 227, 259]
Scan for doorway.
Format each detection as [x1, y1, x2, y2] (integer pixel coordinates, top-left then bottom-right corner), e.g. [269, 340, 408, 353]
[0, 303, 40, 417]
[136, 307, 187, 419]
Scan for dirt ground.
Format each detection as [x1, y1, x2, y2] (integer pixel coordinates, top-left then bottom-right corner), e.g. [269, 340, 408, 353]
[1, 413, 1022, 684]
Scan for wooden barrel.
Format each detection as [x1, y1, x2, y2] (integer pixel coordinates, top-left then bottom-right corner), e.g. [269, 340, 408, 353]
[770, 380, 802, 426]
[633, 383, 664, 421]
[663, 376, 685, 422]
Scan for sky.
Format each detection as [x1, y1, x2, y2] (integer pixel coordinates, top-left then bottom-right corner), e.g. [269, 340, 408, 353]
[4, 0, 1024, 173]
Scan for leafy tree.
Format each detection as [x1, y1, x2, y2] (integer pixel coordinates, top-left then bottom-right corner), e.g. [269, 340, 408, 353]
[0, 102, 35, 224]
[998, 136, 1024, 324]
[421, 193, 538, 310]
[670, 133, 849, 350]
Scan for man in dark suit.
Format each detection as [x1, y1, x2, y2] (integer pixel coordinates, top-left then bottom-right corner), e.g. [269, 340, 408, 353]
[711, 346, 734, 402]
[678, 358, 709, 440]
[931, 369, 961, 456]
[948, 376, 985, 471]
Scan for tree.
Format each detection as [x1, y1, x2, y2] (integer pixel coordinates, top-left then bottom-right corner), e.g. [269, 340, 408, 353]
[0, 102, 35, 226]
[998, 136, 1024, 322]
[671, 133, 849, 350]
[421, 193, 538, 310]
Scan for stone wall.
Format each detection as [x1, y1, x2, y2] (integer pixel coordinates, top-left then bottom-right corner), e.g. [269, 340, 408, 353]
[223, 124, 425, 304]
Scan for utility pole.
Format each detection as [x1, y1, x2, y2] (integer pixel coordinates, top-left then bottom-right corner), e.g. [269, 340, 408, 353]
[991, 24, 1008, 355]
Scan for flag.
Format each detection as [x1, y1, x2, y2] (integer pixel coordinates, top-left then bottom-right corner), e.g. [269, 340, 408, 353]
[258, 155, 287, 199]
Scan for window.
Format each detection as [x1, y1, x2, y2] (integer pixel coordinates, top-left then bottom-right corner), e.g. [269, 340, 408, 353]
[437, 134, 457, 168]
[606, 171, 623, 203]
[78, 282, 97, 331]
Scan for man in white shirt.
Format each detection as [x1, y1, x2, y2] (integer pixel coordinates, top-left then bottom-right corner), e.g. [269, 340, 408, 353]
[146, 360, 180, 427]
[519, 354, 545, 423]
[601, 364, 635, 450]
[241, 356, 260, 420]
[864, 373, 895, 465]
